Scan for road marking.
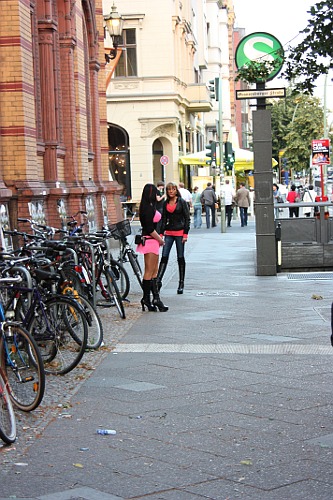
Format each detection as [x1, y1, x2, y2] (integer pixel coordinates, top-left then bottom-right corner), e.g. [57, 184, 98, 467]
[115, 344, 333, 355]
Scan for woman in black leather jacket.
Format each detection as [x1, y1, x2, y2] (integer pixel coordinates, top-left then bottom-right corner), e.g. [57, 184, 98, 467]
[157, 182, 190, 294]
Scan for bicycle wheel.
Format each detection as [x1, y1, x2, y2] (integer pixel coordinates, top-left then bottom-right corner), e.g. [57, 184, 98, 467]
[0, 323, 45, 412]
[97, 269, 125, 319]
[60, 265, 84, 295]
[73, 293, 104, 349]
[0, 370, 16, 444]
[28, 296, 88, 375]
[111, 259, 130, 300]
[128, 250, 143, 288]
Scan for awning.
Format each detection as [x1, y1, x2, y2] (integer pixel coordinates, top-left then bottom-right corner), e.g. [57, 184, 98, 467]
[179, 148, 278, 172]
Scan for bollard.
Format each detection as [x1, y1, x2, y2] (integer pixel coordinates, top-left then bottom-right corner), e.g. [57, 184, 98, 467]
[275, 222, 282, 272]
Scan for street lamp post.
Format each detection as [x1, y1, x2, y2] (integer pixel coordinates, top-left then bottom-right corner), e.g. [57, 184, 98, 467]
[104, 2, 124, 62]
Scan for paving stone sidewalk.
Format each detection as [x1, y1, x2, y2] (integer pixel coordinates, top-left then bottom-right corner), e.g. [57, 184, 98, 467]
[1, 221, 333, 500]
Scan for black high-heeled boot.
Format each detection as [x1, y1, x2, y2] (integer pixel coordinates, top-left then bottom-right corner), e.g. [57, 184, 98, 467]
[151, 278, 168, 312]
[141, 279, 157, 312]
[157, 256, 168, 291]
[177, 257, 186, 294]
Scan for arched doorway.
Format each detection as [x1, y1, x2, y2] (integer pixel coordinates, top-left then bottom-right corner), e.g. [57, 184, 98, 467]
[152, 139, 164, 185]
[108, 125, 131, 199]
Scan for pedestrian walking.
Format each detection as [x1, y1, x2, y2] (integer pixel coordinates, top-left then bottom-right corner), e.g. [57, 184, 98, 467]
[273, 183, 282, 219]
[234, 182, 250, 227]
[192, 186, 202, 228]
[178, 182, 192, 209]
[200, 182, 217, 229]
[136, 183, 168, 312]
[157, 182, 190, 294]
[156, 181, 166, 233]
[156, 181, 166, 213]
[286, 184, 300, 218]
[221, 179, 234, 227]
[302, 185, 315, 217]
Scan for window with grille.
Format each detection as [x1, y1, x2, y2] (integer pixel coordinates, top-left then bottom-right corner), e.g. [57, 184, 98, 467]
[115, 29, 137, 77]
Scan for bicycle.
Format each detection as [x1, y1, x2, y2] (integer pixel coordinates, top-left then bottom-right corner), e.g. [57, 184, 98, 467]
[0, 363, 16, 444]
[1, 267, 88, 376]
[108, 215, 143, 292]
[76, 235, 126, 319]
[0, 272, 46, 412]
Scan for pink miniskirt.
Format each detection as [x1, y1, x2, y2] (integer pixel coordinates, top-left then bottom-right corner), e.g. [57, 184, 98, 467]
[136, 237, 160, 255]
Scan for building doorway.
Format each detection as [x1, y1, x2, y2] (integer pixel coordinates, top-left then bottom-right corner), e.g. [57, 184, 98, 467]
[108, 125, 131, 199]
[152, 139, 164, 186]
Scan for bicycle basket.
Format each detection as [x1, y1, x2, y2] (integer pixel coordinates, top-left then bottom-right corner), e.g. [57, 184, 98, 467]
[108, 219, 131, 240]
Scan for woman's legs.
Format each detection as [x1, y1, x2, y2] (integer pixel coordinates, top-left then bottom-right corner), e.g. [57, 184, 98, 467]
[141, 253, 159, 312]
[193, 206, 198, 228]
[174, 236, 186, 294]
[143, 253, 159, 280]
[197, 206, 202, 228]
[157, 236, 174, 289]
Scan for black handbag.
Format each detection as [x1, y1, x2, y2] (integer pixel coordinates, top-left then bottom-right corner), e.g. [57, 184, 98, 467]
[134, 234, 145, 245]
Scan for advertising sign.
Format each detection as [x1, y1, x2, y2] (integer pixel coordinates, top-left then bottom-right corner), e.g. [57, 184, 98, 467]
[312, 139, 330, 165]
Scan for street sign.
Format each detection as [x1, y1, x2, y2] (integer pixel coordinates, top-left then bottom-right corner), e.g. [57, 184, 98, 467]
[235, 32, 284, 81]
[160, 155, 169, 166]
[236, 88, 286, 100]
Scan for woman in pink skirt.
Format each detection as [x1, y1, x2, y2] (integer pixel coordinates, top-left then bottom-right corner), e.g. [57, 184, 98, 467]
[136, 184, 168, 312]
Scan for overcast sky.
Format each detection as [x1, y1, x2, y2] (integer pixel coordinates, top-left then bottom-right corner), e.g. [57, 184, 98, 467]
[232, 0, 332, 109]
[233, 0, 315, 47]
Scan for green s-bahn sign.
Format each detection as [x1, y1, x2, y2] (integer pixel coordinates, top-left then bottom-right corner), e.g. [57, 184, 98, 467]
[235, 32, 284, 82]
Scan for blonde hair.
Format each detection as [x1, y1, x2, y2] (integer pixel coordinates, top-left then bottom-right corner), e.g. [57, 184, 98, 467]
[166, 182, 181, 200]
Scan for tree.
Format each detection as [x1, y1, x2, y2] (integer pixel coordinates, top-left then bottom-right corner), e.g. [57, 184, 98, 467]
[271, 92, 327, 175]
[283, 1, 333, 93]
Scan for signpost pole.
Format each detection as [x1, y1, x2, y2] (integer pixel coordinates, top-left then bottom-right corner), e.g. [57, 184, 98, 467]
[218, 76, 226, 234]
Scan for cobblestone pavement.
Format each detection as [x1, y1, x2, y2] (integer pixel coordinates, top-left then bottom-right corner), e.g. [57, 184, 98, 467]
[0, 297, 142, 465]
[2, 223, 333, 500]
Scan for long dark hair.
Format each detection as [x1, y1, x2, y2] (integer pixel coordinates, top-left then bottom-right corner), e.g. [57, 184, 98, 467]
[139, 183, 158, 217]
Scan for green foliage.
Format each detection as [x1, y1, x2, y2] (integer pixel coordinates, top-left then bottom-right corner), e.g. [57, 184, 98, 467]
[282, 0, 333, 93]
[235, 58, 283, 84]
[271, 91, 329, 174]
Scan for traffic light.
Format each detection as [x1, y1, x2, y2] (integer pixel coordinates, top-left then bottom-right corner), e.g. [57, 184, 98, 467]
[224, 141, 235, 172]
[207, 78, 219, 101]
[206, 141, 217, 166]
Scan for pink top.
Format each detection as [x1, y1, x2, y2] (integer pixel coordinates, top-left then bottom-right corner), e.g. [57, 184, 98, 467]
[164, 202, 187, 239]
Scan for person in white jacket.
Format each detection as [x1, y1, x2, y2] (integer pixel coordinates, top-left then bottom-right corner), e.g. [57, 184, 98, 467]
[302, 185, 315, 217]
[221, 180, 235, 227]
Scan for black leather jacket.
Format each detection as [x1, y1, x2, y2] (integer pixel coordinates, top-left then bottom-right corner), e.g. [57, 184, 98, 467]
[160, 197, 190, 235]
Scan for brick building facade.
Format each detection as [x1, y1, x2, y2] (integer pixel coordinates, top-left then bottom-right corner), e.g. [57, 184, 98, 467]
[0, 0, 121, 238]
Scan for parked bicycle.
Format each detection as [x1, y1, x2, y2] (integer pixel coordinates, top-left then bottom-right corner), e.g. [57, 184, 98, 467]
[108, 214, 143, 293]
[0, 262, 89, 376]
[0, 271, 46, 412]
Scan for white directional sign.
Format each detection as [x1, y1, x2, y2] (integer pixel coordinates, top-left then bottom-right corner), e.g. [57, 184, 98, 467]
[236, 88, 286, 100]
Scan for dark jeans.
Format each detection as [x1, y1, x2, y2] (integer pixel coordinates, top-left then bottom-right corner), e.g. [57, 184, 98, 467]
[162, 235, 185, 259]
[239, 207, 248, 226]
[225, 204, 233, 226]
[289, 207, 299, 217]
[205, 204, 216, 228]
